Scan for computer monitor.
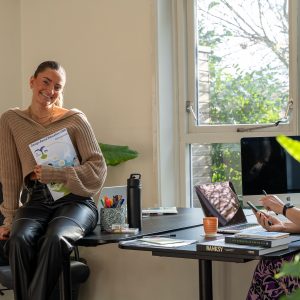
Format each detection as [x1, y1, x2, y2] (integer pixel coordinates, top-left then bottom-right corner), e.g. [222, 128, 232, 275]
[241, 136, 300, 205]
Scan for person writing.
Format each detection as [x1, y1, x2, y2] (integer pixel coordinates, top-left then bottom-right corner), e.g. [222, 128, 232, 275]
[247, 194, 300, 299]
[0, 60, 107, 300]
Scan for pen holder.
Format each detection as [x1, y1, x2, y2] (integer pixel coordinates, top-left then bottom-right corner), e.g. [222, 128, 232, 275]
[100, 206, 127, 232]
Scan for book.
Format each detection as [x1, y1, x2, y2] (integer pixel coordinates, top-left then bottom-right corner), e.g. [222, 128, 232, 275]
[234, 228, 290, 240]
[29, 128, 79, 200]
[197, 238, 288, 256]
[142, 207, 178, 215]
[225, 235, 292, 248]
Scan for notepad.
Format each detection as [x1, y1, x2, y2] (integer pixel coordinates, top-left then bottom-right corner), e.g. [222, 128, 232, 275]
[234, 228, 290, 240]
[130, 236, 197, 248]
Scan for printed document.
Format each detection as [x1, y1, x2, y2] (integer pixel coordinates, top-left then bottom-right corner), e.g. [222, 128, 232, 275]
[29, 128, 79, 200]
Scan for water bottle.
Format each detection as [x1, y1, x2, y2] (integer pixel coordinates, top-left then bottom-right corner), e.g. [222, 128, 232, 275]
[127, 173, 142, 230]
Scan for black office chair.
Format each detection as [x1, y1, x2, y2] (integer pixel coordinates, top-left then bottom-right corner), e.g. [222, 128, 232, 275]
[0, 184, 90, 299]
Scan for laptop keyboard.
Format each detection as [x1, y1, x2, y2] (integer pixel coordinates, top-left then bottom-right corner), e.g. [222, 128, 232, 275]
[217, 222, 260, 233]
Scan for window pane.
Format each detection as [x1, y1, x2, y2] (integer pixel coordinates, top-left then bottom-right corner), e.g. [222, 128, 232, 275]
[196, 0, 289, 125]
[191, 143, 241, 207]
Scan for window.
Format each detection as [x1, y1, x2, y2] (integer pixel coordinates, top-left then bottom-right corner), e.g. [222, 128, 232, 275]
[172, 0, 298, 207]
[195, 0, 290, 126]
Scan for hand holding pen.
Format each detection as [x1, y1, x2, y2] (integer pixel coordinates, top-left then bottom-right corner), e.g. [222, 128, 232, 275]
[261, 190, 283, 215]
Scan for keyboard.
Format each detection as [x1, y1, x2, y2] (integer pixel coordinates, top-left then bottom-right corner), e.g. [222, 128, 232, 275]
[217, 222, 260, 234]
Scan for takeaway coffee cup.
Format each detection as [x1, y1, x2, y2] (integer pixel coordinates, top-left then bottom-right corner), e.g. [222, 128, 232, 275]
[203, 217, 218, 237]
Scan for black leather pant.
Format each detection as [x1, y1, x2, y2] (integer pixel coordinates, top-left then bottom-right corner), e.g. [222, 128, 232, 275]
[5, 181, 98, 300]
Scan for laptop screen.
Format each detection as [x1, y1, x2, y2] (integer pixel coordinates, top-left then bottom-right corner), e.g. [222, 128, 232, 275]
[195, 181, 247, 227]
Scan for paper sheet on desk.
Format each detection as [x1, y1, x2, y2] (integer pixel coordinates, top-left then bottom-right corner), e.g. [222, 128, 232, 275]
[124, 237, 197, 248]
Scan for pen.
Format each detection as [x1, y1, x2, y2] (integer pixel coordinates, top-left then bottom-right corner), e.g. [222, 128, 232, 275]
[262, 190, 274, 224]
[100, 198, 105, 207]
[262, 189, 278, 217]
[118, 199, 125, 207]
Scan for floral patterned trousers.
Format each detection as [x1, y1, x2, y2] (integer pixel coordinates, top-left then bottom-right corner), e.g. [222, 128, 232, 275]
[247, 255, 300, 300]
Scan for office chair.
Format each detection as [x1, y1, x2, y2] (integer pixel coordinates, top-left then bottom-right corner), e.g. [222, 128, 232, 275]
[0, 184, 90, 299]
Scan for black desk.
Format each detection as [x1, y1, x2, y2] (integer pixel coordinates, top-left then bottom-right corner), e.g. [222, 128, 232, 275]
[61, 208, 203, 299]
[77, 207, 204, 246]
[119, 215, 300, 300]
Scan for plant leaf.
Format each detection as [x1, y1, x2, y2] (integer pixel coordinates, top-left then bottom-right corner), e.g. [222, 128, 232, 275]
[99, 143, 138, 166]
[276, 256, 300, 278]
[276, 135, 300, 163]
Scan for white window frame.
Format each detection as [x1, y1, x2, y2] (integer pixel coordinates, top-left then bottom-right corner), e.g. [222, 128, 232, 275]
[155, 0, 300, 208]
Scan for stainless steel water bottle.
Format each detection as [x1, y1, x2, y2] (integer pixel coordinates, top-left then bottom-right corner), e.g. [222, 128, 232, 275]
[127, 173, 142, 230]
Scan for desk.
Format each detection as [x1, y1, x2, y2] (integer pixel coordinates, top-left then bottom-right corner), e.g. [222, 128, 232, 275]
[119, 215, 300, 300]
[77, 207, 204, 246]
[60, 208, 203, 299]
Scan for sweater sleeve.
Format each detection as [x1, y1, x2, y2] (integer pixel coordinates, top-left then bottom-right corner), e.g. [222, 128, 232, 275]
[40, 114, 107, 197]
[0, 112, 23, 228]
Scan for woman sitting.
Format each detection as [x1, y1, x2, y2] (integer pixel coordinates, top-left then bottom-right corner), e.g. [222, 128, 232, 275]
[247, 194, 300, 299]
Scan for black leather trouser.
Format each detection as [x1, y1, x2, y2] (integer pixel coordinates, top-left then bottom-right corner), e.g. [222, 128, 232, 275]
[5, 181, 98, 300]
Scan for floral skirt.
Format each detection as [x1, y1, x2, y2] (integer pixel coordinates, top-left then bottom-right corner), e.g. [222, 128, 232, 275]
[247, 255, 300, 300]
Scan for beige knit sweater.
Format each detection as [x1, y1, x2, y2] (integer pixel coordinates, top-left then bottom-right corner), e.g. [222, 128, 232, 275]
[0, 108, 107, 228]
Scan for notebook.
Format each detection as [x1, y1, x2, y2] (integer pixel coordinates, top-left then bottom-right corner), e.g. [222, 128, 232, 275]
[195, 181, 260, 234]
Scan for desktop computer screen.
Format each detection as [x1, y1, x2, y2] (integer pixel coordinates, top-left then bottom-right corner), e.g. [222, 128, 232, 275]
[241, 136, 300, 205]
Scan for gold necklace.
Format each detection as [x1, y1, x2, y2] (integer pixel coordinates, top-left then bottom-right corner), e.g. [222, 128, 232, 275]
[29, 105, 55, 125]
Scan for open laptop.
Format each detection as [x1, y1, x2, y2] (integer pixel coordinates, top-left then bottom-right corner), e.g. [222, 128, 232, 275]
[195, 181, 260, 234]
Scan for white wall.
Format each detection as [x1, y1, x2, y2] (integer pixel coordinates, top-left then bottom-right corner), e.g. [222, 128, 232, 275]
[0, 0, 21, 111]
[0, 1, 257, 299]
[19, 0, 158, 207]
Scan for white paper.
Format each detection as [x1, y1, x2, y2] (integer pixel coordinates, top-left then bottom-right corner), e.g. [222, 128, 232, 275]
[142, 207, 178, 214]
[123, 237, 197, 248]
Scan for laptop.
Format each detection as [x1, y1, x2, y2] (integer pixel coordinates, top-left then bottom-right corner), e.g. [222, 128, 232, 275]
[195, 181, 260, 234]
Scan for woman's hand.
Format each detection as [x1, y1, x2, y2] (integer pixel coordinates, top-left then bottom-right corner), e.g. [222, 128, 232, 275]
[0, 226, 10, 240]
[260, 195, 285, 215]
[30, 165, 43, 181]
[255, 211, 285, 232]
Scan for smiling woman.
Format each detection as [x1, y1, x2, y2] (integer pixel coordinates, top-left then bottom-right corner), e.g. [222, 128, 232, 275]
[27, 61, 67, 126]
[0, 60, 107, 300]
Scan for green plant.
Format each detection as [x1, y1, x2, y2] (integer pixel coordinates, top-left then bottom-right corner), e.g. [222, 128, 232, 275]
[99, 143, 138, 166]
[277, 135, 300, 163]
[275, 255, 300, 300]
[274, 135, 300, 300]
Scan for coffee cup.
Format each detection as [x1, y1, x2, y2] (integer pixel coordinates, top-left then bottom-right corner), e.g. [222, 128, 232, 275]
[203, 217, 218, 237]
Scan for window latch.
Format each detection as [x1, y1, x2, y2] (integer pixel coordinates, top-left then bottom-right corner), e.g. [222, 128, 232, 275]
[237, 99, 293, 132]
[186, 101, 197, 121]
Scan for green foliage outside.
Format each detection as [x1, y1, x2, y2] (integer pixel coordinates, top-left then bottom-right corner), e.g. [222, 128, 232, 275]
[197, 0, 288, 195]
[210, 144, 241, 190]
[197, 1, 297, 298]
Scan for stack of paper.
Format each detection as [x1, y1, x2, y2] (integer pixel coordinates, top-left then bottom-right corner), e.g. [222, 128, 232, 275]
[142, 207, 178, 215]
[127, 236, 196, 248]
